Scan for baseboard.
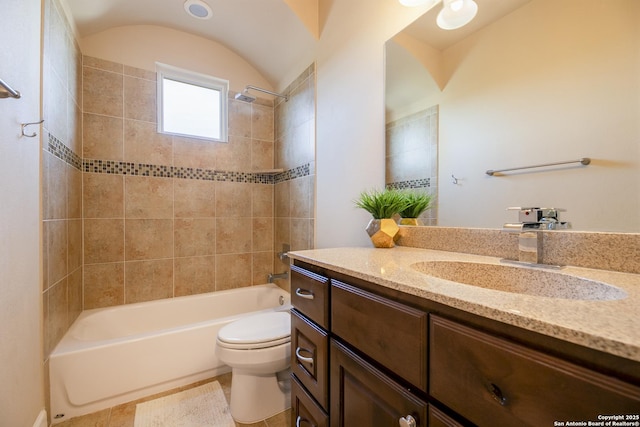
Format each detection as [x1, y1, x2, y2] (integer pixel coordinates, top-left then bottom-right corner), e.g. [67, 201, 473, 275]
[33, 409, 47, 427]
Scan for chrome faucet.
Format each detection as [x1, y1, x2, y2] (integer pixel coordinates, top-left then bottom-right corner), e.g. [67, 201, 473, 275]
[503, 207, 568, 265]
[268, 271, 289, 283]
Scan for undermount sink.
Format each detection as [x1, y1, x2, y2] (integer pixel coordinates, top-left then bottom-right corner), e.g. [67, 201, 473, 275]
[410, 261, 627, 301]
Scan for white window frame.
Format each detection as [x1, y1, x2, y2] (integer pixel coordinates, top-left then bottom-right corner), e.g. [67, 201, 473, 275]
[156, 62, 229, 142]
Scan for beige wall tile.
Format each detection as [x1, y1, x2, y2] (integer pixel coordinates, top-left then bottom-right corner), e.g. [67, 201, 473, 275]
[251, 139, 274, 171]
[83, 66, 123, 117]
[68, 165, 83, 219]
[253, 218, 273, 252]
[68, 267, 83, 324]
[215, 135, 251, 171]
[291, 218, 312, 251]
[252, 184, 273, 218]
[124, 120, 173, 164]
[228, 98, 251, 138]
[174, 218, 216, 257]
[174, 256, 216, 296]
[83, 173, 124, 218]
[84, 219, 125, 264]
[215, 217, 252, 255]
[290, 176, 311, 218]
[83, 55, 123, 74]
[274, 218, 290, 251]
[215, 182, 251, 217]
[84, 262, 125, 309]
[125, 176, 173, 219]
[174, 179, 216, 218]
[173, 136, 217, 169]
[124, 65, 156, 81]
[124, 76, 156, 123]
[252, 252, 274, 286]
[47, 220, 67, 286]
[125, 219, 173, 261]
[274, 181, 290, 218]
[44, 153, 67, 220]
[125, 259, 174, 303]
[68, 219, 83, 272]
[68, 98, 82, 155]
[48, 278, 68, 354]
[252, 104, 274, 141]
[83, 113, 124, 160]
[215, 253, 252, 291]
[43, 66, 68, 142]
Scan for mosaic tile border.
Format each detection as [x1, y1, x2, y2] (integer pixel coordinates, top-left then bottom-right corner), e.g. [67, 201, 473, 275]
[47, 134, 82, 170]
[387, 178, 431, 190]
[46, 131, 311, 184]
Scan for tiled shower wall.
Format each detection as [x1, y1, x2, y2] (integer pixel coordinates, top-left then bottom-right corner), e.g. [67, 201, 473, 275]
[385, 105, 438, 225]
[42, 0, 83, 358]
[41, 0, 317, 362]
[274, 65, 316, 284]
[80, 56, 277, 308]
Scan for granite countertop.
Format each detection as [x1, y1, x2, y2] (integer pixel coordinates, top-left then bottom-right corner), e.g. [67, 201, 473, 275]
[288, 246, 640, 362]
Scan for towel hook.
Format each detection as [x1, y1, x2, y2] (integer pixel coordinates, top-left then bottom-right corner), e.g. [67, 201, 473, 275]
[21, 119, 44, 138]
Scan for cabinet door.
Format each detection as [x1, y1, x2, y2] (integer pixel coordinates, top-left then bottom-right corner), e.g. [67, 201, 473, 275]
[292, 375, 329, 427]
[292, 309, 329, 409]
[430, 315, 640, 427]
[330, 339, 428, 427]
[331, 279, 428, 391]
[291, 265, 330, 329]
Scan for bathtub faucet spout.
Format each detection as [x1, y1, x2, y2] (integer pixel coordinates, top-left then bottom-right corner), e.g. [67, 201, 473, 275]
[268, 271, 289, 283]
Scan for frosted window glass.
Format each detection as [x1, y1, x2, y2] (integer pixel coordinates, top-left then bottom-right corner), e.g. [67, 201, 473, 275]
[162, 78, 221, 140]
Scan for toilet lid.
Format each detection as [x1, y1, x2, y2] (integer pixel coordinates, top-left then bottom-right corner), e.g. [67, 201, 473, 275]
[217, 311, 290, 348]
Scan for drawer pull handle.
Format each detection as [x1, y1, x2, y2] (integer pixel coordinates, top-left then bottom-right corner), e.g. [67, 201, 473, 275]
[295, 288, 315, 300]
[295, 347, 315, 366]
[296, 415, 312, 427]
[398, 415, 417, 427]
[489, 382, 507, 406]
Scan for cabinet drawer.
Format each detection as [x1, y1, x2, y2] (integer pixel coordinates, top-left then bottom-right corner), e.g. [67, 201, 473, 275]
[331, 280, 428, 391]
[430, 315, 640, 427]
[291, 309, 329, 409]
[428, 406, 465, 427]
[292, 375, 329, 427]
[291, 265, 330, 329]
[330, 339, 428, 427]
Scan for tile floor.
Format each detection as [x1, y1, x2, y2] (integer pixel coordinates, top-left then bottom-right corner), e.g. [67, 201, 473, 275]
[53, 372, 291, 427]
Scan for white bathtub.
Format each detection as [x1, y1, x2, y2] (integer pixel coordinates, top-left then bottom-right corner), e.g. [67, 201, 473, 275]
[49, 284, 291, 424]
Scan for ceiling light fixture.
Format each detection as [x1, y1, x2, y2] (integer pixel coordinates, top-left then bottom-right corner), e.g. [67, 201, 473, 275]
[399, 0, 478, 31]
[437, 0, 478, 30]
[184, 0, 212, 20]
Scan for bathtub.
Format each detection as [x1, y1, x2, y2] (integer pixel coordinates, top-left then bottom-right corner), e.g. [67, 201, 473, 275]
[49, 284, 291, 424]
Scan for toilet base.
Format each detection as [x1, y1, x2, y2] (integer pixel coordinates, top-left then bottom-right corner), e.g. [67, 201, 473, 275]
[229, 368, 291, 423]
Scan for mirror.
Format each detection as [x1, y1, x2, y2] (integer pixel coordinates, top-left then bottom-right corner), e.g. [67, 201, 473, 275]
[385, 0, 639, 232]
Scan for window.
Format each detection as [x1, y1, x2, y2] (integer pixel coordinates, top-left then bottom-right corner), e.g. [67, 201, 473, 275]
[156, 63, 228, 142]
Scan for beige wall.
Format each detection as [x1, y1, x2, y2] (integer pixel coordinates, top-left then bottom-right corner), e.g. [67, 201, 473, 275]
[0, 0, 46, 426]
[427, 0, 639, 231]
[80, 25, 273, 95]
[314, 0, 427, 248]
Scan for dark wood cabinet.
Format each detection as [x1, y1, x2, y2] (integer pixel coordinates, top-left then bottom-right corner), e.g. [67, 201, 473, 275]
[331, 279, 428, 392]
[330, 339, 428, 427]
[291, 259, 640, 427]
[430, 315, 640, 427]
[291, 309, 329, 409]
[292, 375, 329, 427]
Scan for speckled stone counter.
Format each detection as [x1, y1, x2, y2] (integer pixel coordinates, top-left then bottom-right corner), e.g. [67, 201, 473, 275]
[288, 246, 640, 362]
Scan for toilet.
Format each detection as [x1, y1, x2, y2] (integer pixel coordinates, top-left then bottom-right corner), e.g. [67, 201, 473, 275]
[215, 311, 291, 423]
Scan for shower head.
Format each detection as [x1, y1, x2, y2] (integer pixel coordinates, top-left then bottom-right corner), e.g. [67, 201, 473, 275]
[234, 91, 256, 103]
[235, 85, 289, 103]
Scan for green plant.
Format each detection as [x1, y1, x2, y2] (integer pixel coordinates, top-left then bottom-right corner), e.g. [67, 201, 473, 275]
[354, 188, 409, 219]
[399, 190, 433, 218]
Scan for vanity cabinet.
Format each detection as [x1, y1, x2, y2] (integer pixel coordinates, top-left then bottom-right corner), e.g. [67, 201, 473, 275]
[430, 315, 640, 426]
[290, 259, 640, 427]
[290, 264, 330, 426]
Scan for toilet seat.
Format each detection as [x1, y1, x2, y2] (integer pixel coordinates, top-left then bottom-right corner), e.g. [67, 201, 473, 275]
[217, 311, 290, 350]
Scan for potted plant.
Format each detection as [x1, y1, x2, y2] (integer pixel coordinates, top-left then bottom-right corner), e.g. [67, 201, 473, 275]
[354, 188, 409, 248]
[398, 190, 433, 226]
